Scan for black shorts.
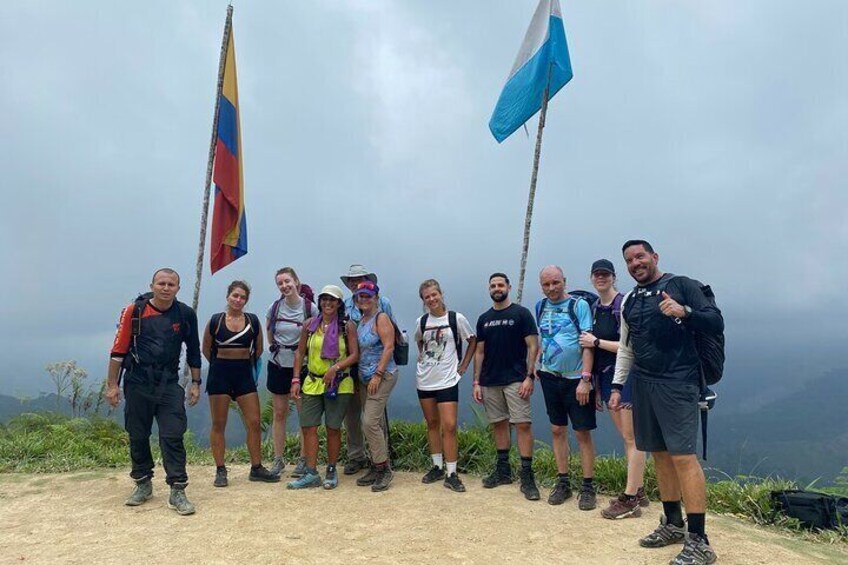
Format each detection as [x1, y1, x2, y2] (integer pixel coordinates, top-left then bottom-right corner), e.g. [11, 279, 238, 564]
[267, 362, 294, 396]
[538, 372, 596, 431]
[631, 378, 699, 455]
[207, 359, 257, 399]
[417, 383, 459, 403]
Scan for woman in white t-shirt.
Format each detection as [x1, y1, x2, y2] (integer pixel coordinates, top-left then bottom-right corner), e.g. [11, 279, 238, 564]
[415, 279, 477, 492]
[266, 267, 315, 478]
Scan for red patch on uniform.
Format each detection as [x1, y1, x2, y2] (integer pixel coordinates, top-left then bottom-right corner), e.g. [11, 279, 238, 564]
[172, 323, 181, 333]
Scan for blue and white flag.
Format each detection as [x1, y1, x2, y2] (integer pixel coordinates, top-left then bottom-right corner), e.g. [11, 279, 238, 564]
[489, 0, 573, 143]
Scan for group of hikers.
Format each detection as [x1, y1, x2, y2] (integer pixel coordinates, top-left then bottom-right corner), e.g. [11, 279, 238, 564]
[105, 239, 723, 565]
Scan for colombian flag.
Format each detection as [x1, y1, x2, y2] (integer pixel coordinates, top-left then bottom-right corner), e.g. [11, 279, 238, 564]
[210, 27, 247, 274]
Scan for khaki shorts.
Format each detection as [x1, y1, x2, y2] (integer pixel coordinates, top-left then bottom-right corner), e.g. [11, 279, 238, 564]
[482, 382, 532, 424]
[299, 393, 352, 429]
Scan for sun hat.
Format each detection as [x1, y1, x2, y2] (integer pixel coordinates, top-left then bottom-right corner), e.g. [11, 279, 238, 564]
[340, 264, 378, 286]
[317, 285, 345, 302]
[353, 281, 379, 297]
[590, 259, 616, 275]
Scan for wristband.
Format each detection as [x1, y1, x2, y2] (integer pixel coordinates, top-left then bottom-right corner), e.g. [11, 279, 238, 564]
[580, 372, 592, 382]
[191, 378, 202, 386]
[473, 381, 480, 386]
[610, 389, 621, 395]
[292, 378, 301, 386]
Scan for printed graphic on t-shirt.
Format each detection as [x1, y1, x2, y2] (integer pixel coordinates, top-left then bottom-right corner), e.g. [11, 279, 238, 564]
[415, 312, 474, 391]
[537, 298, 592, 377]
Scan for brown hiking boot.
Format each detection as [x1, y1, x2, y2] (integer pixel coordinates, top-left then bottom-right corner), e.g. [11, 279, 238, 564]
[636, 486, 650, 507]
[601, 494, 643, 519]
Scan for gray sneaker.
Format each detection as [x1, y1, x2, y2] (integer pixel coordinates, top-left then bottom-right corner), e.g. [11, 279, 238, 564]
[669, 533, 717, 565]
[269, 456, 285, 477]
[344, 458, 369, 475]
[371, 467, 394, 492]
[578, 484, 597, 510]
[356, 466, 380, 487]
[290, 456, 308, 478]
[213, 466, 228, 488]
[167, 487, 196, 516]
[639, 515, 687, 548]
[124, 479, 153, 506]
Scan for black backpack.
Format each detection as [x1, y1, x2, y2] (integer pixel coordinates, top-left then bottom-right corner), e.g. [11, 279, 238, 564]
[771, 490, 848, 530]
[419, 311, 463, 361]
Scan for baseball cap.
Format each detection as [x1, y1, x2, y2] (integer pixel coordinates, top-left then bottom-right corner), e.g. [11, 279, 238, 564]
[591, 259, 615, 275]
[354, 281, 379, 297]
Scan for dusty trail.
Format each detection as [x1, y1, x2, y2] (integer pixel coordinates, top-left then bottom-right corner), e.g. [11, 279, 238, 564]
[1, 466, 845, 564]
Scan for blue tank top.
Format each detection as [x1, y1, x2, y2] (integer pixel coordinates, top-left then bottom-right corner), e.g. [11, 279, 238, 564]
[357, 312, 396, 381]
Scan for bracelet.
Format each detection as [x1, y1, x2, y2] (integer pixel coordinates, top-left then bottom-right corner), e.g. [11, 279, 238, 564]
[191, 379, 202, 386]
[473, 380, 480, 386]
[610, 389, 621, 394]
[292, 379, 301, 386]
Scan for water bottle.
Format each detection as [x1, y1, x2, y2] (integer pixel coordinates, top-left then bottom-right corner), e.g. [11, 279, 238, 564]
[401, 330, 408, 344]
[325, 373, 339, 399]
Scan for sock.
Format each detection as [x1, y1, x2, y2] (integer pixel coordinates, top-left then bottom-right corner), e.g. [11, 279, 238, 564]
[520, 456, 533, 472]
[663, 500, 684, 527]
[582, 477, 594, 487]
[623, 493, 637, 500]
[432, 453, 444, 468]
[216, 465, 226, 471]
[557, 473, 570, 484]
[306, 466, 318, 475]
[251, 463, 262, 471]
[496, 449, 510, 470]
[687, 513, 707, 541]
[446, 461, 457, 475]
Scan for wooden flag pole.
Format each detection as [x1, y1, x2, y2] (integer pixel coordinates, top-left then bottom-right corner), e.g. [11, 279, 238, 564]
[183, 5, 233, 384]
[515, 78, 551, 304]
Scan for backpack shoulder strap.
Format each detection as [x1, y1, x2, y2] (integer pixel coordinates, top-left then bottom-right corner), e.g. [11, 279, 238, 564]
[567, 297, 582, 334]
[535, 298, 548, 324]
[419, 314, 429, 339]
[448, 310, 462, 361]
[612, 292, 624, 331]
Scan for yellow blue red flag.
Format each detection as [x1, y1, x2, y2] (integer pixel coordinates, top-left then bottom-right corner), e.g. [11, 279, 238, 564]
[210, 27, 247, 274]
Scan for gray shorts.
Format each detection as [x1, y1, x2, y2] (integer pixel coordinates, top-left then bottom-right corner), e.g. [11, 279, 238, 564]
[482, 382, 532, 424]
[632, 378, 699, 455]
[299, 393, 352, 429]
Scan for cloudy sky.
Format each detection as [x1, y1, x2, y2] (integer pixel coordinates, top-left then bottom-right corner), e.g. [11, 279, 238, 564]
[1, 1, 845, 396]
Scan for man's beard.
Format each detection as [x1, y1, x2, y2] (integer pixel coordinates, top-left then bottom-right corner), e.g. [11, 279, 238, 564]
[490, 291, 508, 303]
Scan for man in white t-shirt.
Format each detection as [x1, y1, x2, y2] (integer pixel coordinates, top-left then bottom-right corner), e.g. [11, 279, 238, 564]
[414, 279, 477, 492]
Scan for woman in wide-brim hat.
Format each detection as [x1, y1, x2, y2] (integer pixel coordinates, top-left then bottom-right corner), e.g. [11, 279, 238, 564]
[288, 285, 359, 490]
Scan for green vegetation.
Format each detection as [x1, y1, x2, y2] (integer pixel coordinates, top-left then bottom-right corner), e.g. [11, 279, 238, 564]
[0, 411, 844, 544]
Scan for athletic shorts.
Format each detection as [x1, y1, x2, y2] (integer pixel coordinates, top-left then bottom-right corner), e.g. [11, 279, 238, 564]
[538, 372, 597, 430]
[482, 382, 532, 424]
[598, 371, 633, 407]
[299, 393, 352, 429]
[417, 383, 459, 403]
[207, 359, 257, 399]
[631, 378, 699, 455]
[267, 362, 294, 396]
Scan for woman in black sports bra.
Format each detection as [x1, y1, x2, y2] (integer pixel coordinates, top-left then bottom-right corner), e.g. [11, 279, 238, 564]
[202, 280, 278, 487]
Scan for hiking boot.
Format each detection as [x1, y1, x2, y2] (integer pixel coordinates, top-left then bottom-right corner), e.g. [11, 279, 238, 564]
[519, 469, 540, 501]
[290, 456, 308, 478]
[639, 515, 687, 548]
[669, 533, 717, 565]
[356, 466, 380, 486]
[323, 465, 338, 490]
[343, 457, 369, 475]
[602, 494, 643, 519]
[444, 472, 466, 493]
[422, 465, 445, 484]
[124, 479, 152, 506]
[636, 486, 650, 507]
[213, 467, 228, 488]
[287, 470, 321, 489]
[482, 467, 513, 489]
[249, 464, 281, 483]
[269, 456, 285, 477]
[371, 467, 394, 492]
[167, 487, 196, 516]
[547, 481, 573, 505]
[578, 484, 597, 510]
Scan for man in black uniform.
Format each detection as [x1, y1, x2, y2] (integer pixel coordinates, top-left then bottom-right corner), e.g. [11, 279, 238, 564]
[105, 268, 202, 515]
[611, 241, 723, 565]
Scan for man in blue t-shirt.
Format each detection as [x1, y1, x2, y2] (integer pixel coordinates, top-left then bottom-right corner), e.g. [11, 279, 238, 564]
[535, 265, 597, 509]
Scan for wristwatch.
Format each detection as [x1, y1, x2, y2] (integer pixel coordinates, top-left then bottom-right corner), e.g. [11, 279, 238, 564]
[593, 337, 600, 348]
[191, 378, 202, 386]
[683, 306, 693, 318]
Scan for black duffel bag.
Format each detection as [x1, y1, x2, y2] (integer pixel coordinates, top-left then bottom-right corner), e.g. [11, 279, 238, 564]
[770, 489, 848, 530]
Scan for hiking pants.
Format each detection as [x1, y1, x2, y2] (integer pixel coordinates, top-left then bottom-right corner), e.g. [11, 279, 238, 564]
[362, 371, 397, 465]
[123, 370, 188, 486]
[344, 375, 368, 461]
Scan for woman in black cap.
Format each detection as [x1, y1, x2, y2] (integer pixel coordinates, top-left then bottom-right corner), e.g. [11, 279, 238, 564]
[578, 259, 648, 519]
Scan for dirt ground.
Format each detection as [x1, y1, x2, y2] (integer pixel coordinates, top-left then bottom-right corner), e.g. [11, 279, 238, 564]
[1, 466, 846, 565]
